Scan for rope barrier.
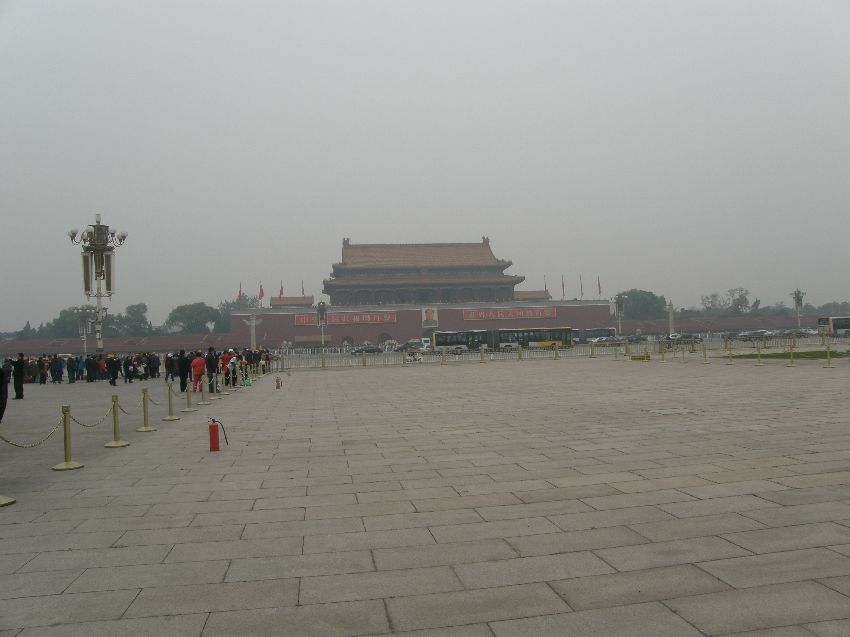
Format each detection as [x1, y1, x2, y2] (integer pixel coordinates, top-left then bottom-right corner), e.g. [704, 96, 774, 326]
[116, 401, 135, 416]
[0, 418, 63, 449]
[70, 405, 113, 429]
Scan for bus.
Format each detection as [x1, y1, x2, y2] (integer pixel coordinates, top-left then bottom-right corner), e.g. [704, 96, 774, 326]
[433, 327, 572, 352]
[817, 316, 850, 335]
[572, 327, 617, 344]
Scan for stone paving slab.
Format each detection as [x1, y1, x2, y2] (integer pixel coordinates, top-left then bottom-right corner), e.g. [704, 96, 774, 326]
[1, 359, 850, 633]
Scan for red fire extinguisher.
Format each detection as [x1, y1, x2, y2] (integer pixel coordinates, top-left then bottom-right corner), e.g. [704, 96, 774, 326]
[208, 418, 229, 452]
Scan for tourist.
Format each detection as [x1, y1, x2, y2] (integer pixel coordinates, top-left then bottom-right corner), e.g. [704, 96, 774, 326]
[11, 353, 25, 399]
[177, 350, 190, 392]
[191, 351, 206, 392]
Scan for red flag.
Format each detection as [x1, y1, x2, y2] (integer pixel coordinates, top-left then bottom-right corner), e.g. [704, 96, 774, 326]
[237, 282, 243, 301]
[258, 283, 265, 301]
[301, 280, 305, 296]
[279, 281, 284, 298]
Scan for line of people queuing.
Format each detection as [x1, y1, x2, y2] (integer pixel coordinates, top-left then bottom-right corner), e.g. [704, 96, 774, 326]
[1, 348, 275, 399]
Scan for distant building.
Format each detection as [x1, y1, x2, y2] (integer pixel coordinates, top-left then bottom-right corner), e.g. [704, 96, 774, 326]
[322, 237, 525, 306]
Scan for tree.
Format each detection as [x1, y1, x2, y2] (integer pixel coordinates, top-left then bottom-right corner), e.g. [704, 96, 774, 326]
[215, 296, 260, 333]
[16, 321, 37, 340]
[727, 288, 750, 314]
[615, 289, 667, 320]
[165, 303, 220, 334]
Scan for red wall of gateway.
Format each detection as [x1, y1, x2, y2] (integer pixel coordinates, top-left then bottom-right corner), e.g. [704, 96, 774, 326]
[229, 303, 611, 347]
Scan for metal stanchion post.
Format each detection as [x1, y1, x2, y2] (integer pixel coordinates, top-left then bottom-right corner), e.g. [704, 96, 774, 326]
[702, 343, 709, 364]
[136, 387, 158, 432]
[105, 395, 130, 447]
[660, 342, 666, 362]
[787, 341, 796, 367]
[163, 382, 181, 421]
[321, 351, 326, 369]
[402, 352, 408, 366]
[589, 343, 596, 359]
[824, 344, 834, 368]
[440, 350, 447, 366]
[220, 372, 230, 395]
[52, 405, 83, 470]
[181, 385, 197, 413]
[362, 352, 367, 367]
[554, 345, 560, 360]
[0, 494, 14, 507]
[755, 342, 764, 366]
[518, 345, 523, 361]
[197, 377, 210, 405]
[726, 345, 734, 365]
[208, 373, 219, 401]
[679, 345, 687, 363]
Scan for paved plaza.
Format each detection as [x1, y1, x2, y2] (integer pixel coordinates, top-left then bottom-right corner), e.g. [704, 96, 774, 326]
[1, 355, 850, 636]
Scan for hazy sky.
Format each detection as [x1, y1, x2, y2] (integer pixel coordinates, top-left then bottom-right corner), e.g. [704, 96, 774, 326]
[1, 0, 848, 331]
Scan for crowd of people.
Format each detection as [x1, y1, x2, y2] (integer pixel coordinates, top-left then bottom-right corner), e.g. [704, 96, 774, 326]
[0, 348, 276, 403]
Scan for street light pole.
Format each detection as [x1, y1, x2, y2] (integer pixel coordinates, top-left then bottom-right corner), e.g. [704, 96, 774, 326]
[69, 215, 127, 355]
[666, 301, 675, 336]
[615, 294, 628, 336]
[791, 289, 805, 329]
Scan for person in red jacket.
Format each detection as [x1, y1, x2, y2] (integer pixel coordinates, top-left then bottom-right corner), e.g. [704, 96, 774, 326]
[190, 351, 206, 392]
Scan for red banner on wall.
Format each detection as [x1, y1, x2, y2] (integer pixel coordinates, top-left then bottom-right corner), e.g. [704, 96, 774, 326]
[295, 311, 398, 326]
[462, 307, 557, 321]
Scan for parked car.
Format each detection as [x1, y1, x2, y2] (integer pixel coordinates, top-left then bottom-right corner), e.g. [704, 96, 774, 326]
[737, 330, 772, 341]
[666, 333, 703, 343]
[351, 345, 382, 354]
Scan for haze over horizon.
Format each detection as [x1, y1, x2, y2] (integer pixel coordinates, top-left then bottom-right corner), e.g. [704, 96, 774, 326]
[1, 0, 848, 331]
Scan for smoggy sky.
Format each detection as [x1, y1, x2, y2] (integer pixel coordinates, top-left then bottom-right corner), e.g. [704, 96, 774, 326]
[1, 0, 848, 331]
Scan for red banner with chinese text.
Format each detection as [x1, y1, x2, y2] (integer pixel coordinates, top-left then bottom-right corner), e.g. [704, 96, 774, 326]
[462, 307, 557, 321]
[295, 311, 398, 326]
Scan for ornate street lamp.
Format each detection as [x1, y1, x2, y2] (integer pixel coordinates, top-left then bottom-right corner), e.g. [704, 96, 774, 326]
[615, 294, 628, 336]
[68, 214, 127, 354]
[791, 289, 805, 329]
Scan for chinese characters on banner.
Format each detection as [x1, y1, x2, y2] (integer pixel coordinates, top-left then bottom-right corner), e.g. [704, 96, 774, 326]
[462, 307, 557, 321]
[295, 311, 397, 326]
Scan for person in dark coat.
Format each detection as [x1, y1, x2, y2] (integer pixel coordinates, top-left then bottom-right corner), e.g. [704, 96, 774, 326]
[0, 365, 8, 423]
[11, 353, 25, 399]
[205, 347, 218, 393]
[177, 350, 190, 392]
[106, 356, 121, 386]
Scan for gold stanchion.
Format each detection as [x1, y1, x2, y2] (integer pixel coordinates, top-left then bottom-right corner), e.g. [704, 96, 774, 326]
[787, 342, 796, 367]
[197, 377, 211, 406]
[402, 351, 408, 366]
[104, 395, 130, 448]
[52, 405, 83, 471]
[589, 343, 596, 359]
[726, 345, 734, 365]
[0, 495, 14, 507]
[181, 385, 197, 413]
[518, 345, 523, 360]
[321, 351, 326, 369]
[362, 352, 367, 367]
[440, 350, 447, 366]
[136, 387, 158, 432]
[755, 342, 764, 366]
[208, 373, 219, 401]
[163, 382, 181, 421]
[624, 341, 631, 359]
[824, 344, 835, 368]
[554, 345, 560, 360]
[220, 372, 231, 395]
[702, 343, 709, 364]
[679, 346, 687, 363]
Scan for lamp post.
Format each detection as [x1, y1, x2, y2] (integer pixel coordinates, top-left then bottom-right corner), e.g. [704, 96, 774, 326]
[69, 215, 127, 355]
[615, 294, 628, 336]
[666, 301, 675, 336]
[791, 289, 805, 329]
[317, 301, 328, 346]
